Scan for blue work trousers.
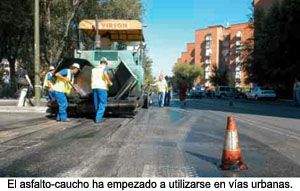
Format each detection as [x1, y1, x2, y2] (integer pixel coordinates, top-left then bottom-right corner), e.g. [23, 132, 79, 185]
[47, 90, 55, 101]
[54, 91, 68, 121]
[158, 92, 165, 107]
[93, 89, 108, 122]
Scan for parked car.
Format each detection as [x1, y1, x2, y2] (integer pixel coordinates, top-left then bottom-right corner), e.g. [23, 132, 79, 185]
[234, 88, 249, 99]
[215, 86, 235, 98]
[189, 86, 205, 98]
[205, 89, 215, 98]
[246, 86, 276, 100]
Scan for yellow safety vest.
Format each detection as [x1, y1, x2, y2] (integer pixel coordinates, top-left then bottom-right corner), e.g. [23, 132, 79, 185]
[53, 69, 73, 94]
[91, 65, 108, 90]
[157, 80, 167, 93]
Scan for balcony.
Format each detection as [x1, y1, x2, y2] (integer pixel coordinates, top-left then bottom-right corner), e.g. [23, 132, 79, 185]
[205, 49, 212, 57]
[205, 69, 210, 80]
[205, 44, 211, 50]
[235, 72, 241, 79]
[236, 31, 242, 39]
[236, 41, 242, 53]
[205, 58, 211, 65]
[205, 34, 212, 41]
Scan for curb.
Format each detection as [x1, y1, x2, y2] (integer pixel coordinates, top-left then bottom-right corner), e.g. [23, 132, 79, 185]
[0, 99, 48, 107]
[0, 106, 48, 113]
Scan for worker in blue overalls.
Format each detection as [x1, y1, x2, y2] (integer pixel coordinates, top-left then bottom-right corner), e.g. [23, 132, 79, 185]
[91, 57, 113, 123]
[52, 63, 80, 122]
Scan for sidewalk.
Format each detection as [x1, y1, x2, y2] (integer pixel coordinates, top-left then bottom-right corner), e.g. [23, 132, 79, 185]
[0, 99, 18, 106]
[0, 98, 48, 113]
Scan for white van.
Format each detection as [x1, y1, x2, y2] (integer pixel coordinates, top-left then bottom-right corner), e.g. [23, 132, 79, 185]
[215, 86, 235, 98]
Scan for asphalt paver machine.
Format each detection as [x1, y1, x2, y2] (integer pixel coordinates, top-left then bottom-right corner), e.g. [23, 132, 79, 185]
[48, 19, 149, 116]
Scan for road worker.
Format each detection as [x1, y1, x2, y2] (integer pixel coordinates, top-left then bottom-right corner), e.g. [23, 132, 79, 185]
[91, 57, 113, 123]
[152, 74, 168, 107]
[43, 65, 55, 101]
[52, 63, 80, 122]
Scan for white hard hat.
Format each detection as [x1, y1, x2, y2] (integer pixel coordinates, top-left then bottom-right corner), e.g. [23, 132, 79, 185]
[71, 63, 80, 70]
[100, 57, 108, 64]
[49, 66, 55, 70]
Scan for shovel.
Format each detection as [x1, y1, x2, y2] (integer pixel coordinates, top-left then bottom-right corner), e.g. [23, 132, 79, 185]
[68, 81, 88, 97]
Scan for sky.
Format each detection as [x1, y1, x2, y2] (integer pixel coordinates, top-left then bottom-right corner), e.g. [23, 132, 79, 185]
[142, 0, 253, 77]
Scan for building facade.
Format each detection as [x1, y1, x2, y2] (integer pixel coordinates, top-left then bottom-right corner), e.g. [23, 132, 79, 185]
[178, 22, 253, 88]
[178, 43, 195, 64]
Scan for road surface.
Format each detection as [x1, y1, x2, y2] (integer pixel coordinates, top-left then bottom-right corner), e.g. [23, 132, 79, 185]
[0, 98, 300, 177]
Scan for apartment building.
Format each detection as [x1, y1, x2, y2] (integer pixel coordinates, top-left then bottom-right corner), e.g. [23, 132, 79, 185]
[178, 43, 195, 64]
[178, 22, 253, 88]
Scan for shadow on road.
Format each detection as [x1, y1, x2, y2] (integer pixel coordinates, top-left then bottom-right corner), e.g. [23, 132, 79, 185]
[186, 151, 219, 167]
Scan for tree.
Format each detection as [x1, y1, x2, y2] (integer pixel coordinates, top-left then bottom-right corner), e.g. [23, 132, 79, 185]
[98, 0, 144, 21]
[40, 0, 88, 66]
[143, 53, 153, 84]
[209, 65, 229, 87]
[39, 0, 144, 65]
[0, 0, 145, 87]
[172, 62, 204, 89]
[243, 0, 300, 98]
[0, 0, 33, 90]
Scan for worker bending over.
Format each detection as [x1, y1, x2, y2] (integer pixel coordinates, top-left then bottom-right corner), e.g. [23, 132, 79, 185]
[53, 63, 80, 122]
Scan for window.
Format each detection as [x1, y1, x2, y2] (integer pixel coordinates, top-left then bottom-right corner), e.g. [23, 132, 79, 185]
[205, 66, 210, 80]
[205, 66, 210, 72]
[205, 58, 211, 64]
[235, 72, 241, 79]
[236, 41, 242, 53]
[205, 41, 211, 49]
[205, 34, 212, 50]
[236, 31, 242, 38]
[205, 34, 212, 41]
[205, 49, 212, 57]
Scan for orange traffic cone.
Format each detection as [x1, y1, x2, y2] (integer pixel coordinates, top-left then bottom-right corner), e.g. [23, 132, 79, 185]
[220, 116, 248, 171]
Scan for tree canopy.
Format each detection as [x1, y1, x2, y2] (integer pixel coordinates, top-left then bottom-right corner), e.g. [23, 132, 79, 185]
[209, 65, 229, 87]
[0, 0, 147, 85]
[243, 0, 300, 97]
[172, 62, 204, 89]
